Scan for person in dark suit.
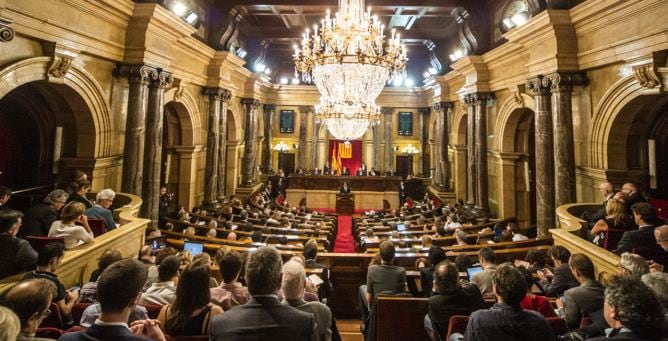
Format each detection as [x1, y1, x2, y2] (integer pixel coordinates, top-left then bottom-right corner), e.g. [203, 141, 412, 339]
[356, 168, 364, 176]
[420, 247, 447, 297]
[340, 182, 351, 194]
[0, 209, 37, 280]
[555, 254, 607, 334]
[341, 167, 350, 176]
[18, 189, 68, 238]
[67, 179, 93, 209]
[210, 245, 317, 341]
[613, 203, 666, 267]
[86, 189, 117, 231]
[537, 245, 579, 296]
[323, 162, 331, 175]
[399, 181, 407, 206]
[583, 182, 615, 226]
[60, 259, 167, 341]
[425, 260, 485, 340]
[586, 276, 664, 340]
[618, 182, 646, 216]
[304, 239, 332, 299]
[360, 162, 368, 175]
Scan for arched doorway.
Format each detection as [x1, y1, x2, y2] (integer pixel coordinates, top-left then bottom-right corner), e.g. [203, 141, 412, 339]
[0, 81, 94, 189]
[162, 102, 183, 199]
[224, 108, 241, 196]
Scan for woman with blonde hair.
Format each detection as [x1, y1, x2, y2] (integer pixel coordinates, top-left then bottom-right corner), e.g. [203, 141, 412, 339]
[48, 202, 94, 249]
[591, 199, 632, 246]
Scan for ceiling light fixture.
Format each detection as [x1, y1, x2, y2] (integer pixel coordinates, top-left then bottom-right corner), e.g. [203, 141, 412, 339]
[279, 77, 289, 85]
[449, 49, 464, 62]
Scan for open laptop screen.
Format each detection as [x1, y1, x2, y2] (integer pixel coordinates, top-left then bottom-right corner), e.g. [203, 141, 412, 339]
[183, 240, 204, 256]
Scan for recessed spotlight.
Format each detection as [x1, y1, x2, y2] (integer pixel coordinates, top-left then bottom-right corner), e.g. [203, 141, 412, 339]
[280, 78, 289, 85]
[392, 78, 403, 86]
[291, 78, 300, 85]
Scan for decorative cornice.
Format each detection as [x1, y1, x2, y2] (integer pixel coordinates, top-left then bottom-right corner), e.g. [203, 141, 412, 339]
[433, 101, 454, 112]
[150, 69, 174, 89]
[463, 92, 493, 106]
[545, 72, 588, 93]
[263, 104, 276, 112]
[526, 76, 551, 96]
[0, 17, 14, 42]
[241, 98, 261, 108]
[632, 63, 662, 90]
[418, 107, 431, 115]
[298, 105, 314, 114]
[42, 42, 79, 83]
[204, 87, 231, 102]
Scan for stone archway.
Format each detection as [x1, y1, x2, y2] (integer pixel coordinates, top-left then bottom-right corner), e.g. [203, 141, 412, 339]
[450, 105, 468, 200]
[225, 108, 242, 196]
[495, 94, 537, 224]
[0, 57, 113, 189]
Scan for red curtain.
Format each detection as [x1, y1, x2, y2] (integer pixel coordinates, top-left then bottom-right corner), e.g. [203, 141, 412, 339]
[328, 140, 363, 174]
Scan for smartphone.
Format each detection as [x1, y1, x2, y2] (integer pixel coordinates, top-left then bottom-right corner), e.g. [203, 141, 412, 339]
[70, 285, 81, 292]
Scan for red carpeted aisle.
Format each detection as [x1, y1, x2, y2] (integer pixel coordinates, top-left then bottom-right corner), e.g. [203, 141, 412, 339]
[333, 215, 356, 253]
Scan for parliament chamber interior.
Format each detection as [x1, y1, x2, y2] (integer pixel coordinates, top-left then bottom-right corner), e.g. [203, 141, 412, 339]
[0, 0, 667, 340]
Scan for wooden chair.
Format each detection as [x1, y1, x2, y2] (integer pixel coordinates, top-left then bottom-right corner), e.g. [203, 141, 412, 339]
[445, 316, 469, 340]
[87, 217, 108, 237]
[602, 228, 627, 250]
[143, 304, 163, 319]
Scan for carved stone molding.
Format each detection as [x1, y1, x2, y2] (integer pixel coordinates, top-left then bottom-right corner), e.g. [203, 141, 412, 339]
[115, 64, 158, 85]
[263, 104, 276, 112]
[545, 72, 588, 93]
[632, 63, 662, 90]
[204, 87, 231, 101]
[298, 105, 314, 113]
[433, 101, 454, 113]
[42, 42, 79, 83]
[526, 76, 551, 96]
[172, 79, 185, 100]
[418, 107, 431, 115]
[241, 98, 261, 108]
[0, 17, 14, 42]
[463, 92, 493, 106]
[150, 69, 174, 89]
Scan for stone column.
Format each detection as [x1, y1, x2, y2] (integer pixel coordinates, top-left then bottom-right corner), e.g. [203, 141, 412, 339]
[202, 88, 224, 208]
[434, 102, 453, 190]
[311, 114, 320, 170]
[419, 107, 431, 176]
[473, 93, 492, 215]
[141, 69, 173, 225]
[452, 144, 468, 200]
[528, 76, 554, 238]
[297, 106, 312, 170]
[241, 98, 260, 186]
[463, 95, 477, 206]
[117, 64, 156, 196]
[547, 72, 587, 208]
[216, 90, 231, 201]
[383, 107, 393, 174]
[262, 104, 275, 172]
[372, 124, 381, 170]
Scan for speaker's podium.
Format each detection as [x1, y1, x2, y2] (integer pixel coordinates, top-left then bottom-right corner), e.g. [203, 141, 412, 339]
[336, 193, 355, 215]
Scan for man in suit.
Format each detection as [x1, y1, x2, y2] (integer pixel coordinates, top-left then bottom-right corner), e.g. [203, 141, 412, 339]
[537, 245, 579, 296]
[360, 162, 368, 175]
[86, 188, 117, 231]
[340, 182, 351, 194]
[323, 161, 331, 175]
[360, 241, 406, 325]
[471, 247, 498, 296]
[555, 254, 607, 334]
[583, 182, 615, 226]
[210, 245, 317, 341]
[19, 189, 68, 238]
[587, 276, 664, 340]
[618, 182, 646, 216]
[60, 259, 167, 341]
[613, 203, 665, 266]
[398, 181, 407, 206]
[304, 239, 332, 298]
[369, 167, 377, 176]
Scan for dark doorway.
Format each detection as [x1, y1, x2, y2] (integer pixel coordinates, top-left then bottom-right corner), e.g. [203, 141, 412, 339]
[278, 153, 295, 175]
[395, 155, 413, 178]
[161, 102, 182, 202]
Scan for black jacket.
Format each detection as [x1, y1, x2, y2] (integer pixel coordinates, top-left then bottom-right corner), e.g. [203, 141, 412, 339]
[613, 225, 667, 266]
[19, 203, 58, 238]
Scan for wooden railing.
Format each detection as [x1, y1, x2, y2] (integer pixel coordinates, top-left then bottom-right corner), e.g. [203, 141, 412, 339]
[552, 203, 620, 283]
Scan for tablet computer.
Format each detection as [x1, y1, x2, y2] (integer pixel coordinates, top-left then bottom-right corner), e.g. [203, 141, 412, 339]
[396, 223, 407, 231]
[146, 236, 167, 251]
[183, 240, 204, 256]
[466, 266, 484, 279]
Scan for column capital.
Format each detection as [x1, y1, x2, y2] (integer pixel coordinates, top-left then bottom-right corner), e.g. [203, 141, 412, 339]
[463, 92, 493, 106]
[433, 101, 454, 112]
[545, 72, 588, 93]
[0, 17, 15, 42]
[204, 87, 232, 101]
[381, 107, 393, 116]
[241, 98, 261, 108]
[149, 69, 174, 89]
[417, 107, 431, 115]
[526, 75, 552, 96]
[298, 105, 314, 113]
[115, 64, 158, 84]
[263, 104, 276, 112]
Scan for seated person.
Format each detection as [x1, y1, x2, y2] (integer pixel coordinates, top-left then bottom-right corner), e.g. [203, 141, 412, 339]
[22, 242, 78, 325]
[19, 189, 69, 238]
[507, 223, 528, 241]
[78, 248, 123, 303]
[0, 278, 55, 340]
[590, 199, 632, 246]
[303, 239, 333, 299]
[157, 261, 223, 337]
[85, 189, 117, 231]
[48, 202, 94, 249]
[60, 259, 167, 341]
[210, 251, 250, 310]
[461, 264, 556, 341]
[617, 252, 649, 280]
[420, 247, 447, 297]
[537, 245, 579, 296]
[360, 241, 406, 324]
[471, 247, 498, 296]
[517, 267, 555, 318]
[425, 260, 485, 340]
[0, 209, 37, 280]
[67, 179, 93, 209]
[140, 255, 179, 306]
[588, 276, 664, 340]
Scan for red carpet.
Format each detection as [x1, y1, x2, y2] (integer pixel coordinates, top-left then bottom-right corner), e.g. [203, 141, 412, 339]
[333, 215, 356, 253]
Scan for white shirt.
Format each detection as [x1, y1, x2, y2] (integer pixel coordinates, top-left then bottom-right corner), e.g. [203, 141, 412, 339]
[513, 234, 529, 241]
[139, 281, 176, 305]
[48, 220, 94, 249]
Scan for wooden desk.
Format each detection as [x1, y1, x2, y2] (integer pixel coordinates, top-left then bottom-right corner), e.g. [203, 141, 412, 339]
[287, 175, 402, 191]
[336, 194, 355, 214]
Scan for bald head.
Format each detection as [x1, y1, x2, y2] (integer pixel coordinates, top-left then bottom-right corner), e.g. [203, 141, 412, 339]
[281, 260, 306, 300]
[655, 225, 668, 252]
[621, 182, 637, 195]
[599, 182, 613, 197]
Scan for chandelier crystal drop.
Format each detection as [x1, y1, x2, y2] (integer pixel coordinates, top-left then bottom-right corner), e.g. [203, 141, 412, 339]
[293, 0, 408, 140]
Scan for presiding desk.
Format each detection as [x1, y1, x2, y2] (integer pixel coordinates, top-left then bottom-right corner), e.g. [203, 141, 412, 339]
[286, 175, 402, 210]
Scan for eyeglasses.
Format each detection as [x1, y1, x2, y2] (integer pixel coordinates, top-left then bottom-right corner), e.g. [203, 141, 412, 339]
[40, 308, 51, 318]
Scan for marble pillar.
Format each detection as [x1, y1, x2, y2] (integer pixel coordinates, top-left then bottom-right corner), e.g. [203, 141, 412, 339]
[262, 104, 275, 172]
[141, 69, 173, 225]
[241, 98, 260, 186]
[473, 93, 492, 215]
[311, 115, 320, 170]
[419, 107, 431, 176]
[372, 124, 381, 171]
[463, 95, 477, 206]
[202, 87, 224, 207]
[297, 106, 312, 170]
[528, 76, 554, 238]
[548, 72, 587, 208]
[118, 64, 155, 196]
[216, 90, 231, 201]
[434, 102, 453, 190]
[383, 107, 393, 174]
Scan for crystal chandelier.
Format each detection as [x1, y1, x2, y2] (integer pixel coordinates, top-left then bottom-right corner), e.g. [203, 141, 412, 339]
[293, 0, 408, 140]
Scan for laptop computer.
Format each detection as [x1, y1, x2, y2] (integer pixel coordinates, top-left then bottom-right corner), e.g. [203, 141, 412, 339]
[396, 223, 407, 231]
[183, 240, 204, 256]
[466, 266, 484, 279]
